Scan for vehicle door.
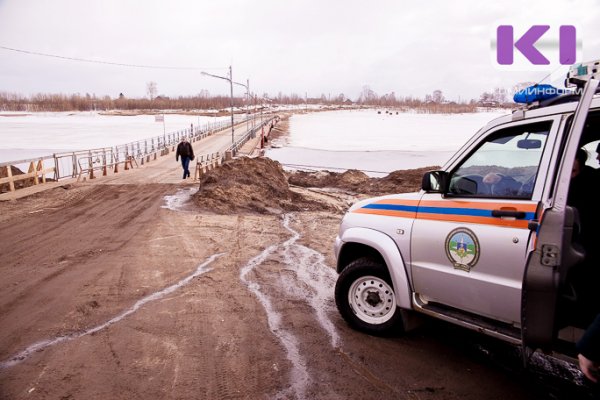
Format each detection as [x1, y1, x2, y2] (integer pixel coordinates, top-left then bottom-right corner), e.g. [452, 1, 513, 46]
[522, 78, 599, 351]
[410, 116, 561, 325]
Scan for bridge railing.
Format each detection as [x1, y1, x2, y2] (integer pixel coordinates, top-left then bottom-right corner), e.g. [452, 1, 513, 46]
[193, 116, 279, 180]
[0, 155, 57, 193]
[225, 116, 279, 156]
[1, 114, 274, 195]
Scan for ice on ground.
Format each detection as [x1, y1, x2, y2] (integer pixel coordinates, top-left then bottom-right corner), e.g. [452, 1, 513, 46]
[266, 147, 454, 177]
[286, 109, 508, 152]
[267, 109, 508, 175]
[0, 112, 231, 163]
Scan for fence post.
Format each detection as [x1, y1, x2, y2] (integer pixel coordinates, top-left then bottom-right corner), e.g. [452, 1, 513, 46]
[53, 154, 59, 180]
[38, 159, 46, 183]
[88, 151, 95, 179]
[102, 149, 107, 176]
[6, 165, 15, 192]
[72, 152, 77, 178]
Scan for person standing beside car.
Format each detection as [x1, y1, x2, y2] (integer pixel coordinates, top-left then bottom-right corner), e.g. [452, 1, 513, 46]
[175, 137, 195, 179]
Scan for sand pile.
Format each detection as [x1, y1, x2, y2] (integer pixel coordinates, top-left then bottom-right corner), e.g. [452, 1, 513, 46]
[193, 157, 335, 214]
[193, 157, 439, 214]
[287, 169, 369, 189]
[288, 166, 438, 195]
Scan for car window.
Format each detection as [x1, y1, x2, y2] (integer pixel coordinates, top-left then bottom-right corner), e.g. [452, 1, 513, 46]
[448, 121, 552, 199]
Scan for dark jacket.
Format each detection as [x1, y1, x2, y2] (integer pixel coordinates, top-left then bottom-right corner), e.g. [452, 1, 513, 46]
[578, 314, 600, 362]
[176, 141, 194, 161]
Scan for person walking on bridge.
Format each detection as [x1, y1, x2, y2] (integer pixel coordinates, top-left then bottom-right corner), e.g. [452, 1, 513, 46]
[176, 137, 195, 179]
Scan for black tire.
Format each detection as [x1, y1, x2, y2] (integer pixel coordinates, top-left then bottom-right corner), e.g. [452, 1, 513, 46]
[335, 258, 403, 335]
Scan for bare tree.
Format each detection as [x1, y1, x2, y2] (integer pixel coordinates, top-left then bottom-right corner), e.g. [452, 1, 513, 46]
[146, 81, 157, 101]
[358, 85, 378, 104]
[493, 87, 508, 104]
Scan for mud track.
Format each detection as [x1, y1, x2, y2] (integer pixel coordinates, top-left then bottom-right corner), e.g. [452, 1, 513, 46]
[0, 181, 592, 399]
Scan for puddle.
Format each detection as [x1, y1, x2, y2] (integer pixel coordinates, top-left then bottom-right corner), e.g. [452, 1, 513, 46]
[161, 187, 196, 211]
[0, 253, 223, 369]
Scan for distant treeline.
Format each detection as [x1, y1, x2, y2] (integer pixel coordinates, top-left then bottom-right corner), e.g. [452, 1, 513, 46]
[0, 92, 243, 112]
[0, 91, 510, 113]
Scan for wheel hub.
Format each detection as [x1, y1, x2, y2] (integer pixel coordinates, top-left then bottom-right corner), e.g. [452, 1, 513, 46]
[348, 275, 396, 325]
[365, 290, 382, 307]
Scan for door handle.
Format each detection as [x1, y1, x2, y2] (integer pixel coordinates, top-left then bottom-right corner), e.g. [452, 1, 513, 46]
[491, 209, 526, 219]
[528, 220, 539, 231]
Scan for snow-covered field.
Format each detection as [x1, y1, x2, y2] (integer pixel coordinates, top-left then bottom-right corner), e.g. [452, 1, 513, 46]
[266, 109, 509, 176]
[0, 112, 230, 163]
[0, 109, 510, 176]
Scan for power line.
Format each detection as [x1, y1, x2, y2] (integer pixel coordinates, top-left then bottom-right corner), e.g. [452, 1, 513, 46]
[0, 45, 226, 71]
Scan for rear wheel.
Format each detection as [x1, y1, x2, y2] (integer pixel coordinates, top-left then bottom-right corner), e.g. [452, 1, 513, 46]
[335, 258, 403, 335]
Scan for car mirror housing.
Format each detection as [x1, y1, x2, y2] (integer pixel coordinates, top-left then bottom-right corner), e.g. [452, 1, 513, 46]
[422, 170, 448, 193]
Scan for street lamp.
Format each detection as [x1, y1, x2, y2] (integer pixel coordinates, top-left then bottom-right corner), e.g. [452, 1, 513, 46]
[258, 96, 272, 148]
[233, 78, 250, 133]
[201, 66, 235, 144]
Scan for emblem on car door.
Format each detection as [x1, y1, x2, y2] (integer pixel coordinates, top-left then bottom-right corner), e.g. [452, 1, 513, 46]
[445, 228, 480, 272]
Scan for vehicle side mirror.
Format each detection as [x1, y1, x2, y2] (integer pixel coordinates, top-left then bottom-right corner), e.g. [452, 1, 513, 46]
[517, 139, 542, 149]
[422, 170, 449, 193]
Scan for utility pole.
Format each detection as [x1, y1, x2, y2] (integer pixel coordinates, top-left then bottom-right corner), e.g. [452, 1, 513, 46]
[246, 78, 250, 132]
[201, 66, 235, 144]
[305, 91, 308, 113]
[233, 78, 251, 134]
[229, 66, 234, 144]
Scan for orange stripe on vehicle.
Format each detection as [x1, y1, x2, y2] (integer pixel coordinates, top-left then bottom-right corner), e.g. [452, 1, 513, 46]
[353, 208, 417, 218]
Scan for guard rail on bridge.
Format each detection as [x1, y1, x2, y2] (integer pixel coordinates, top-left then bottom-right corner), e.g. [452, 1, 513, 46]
[194, 116, 279, 179]
[1, 115, 279, 195]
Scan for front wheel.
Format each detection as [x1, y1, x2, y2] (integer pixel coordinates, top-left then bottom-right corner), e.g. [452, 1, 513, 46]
[335, 258, 403, 335]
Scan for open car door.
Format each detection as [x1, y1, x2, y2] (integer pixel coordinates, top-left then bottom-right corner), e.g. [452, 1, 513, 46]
[521, 77, 599, 353]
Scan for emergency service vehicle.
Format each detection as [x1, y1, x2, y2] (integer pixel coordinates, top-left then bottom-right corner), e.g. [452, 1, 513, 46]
[334, 60, 600, 360]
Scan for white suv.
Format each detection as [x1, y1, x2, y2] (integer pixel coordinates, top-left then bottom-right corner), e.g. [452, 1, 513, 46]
[334, 64, 600, 360]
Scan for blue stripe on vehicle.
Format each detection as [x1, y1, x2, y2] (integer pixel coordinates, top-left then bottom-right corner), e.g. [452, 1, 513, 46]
[363, 204, 535, 220]
[417, 206, 492, 217]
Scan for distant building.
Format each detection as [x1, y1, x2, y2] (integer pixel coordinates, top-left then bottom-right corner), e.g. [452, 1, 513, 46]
[478, 100, 499, 107]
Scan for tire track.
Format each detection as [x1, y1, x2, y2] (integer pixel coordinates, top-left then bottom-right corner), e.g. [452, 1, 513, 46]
[239, 213, 342, 399]
[239, 239, 309, 400]
[280, 215, 340, 349]
[0, 253, 224, 369]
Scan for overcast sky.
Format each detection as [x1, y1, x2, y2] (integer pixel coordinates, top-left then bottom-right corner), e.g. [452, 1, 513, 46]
[0, 0, 599, 102]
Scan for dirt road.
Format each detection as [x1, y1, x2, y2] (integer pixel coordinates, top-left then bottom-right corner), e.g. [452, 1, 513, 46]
[0, 160, 592, 399]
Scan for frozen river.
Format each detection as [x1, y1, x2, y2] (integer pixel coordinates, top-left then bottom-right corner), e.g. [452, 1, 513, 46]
[0, 112, 230, 164]
[266, 109, 508, 176]
[0, 109, 509, 176]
